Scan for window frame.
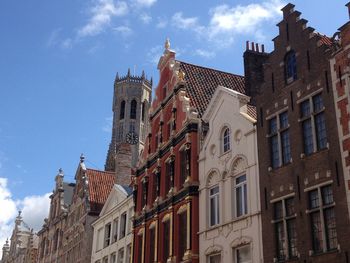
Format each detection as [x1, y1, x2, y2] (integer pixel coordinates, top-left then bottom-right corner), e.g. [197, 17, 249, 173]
[285, 51, 297, 84]
[233, 174, 248, 218]
[130, 99, 137, 119]
[209, 185, 220, 227]
[222, 127, 231, 154]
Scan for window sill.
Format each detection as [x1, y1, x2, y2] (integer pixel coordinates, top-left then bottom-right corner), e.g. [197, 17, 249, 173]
[310, 248, 339, 257]
[219, 149, 231, 158]
[268, 161, 292, 172]
[301, 147, 329, 159]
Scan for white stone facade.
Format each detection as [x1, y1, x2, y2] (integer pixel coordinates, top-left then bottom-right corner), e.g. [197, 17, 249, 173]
[198, 86, 263, 263]
[91, 185, 134, 263]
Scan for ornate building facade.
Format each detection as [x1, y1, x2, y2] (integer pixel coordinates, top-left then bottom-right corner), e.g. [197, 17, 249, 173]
[198, 86, 262, 263]
[245, 3, 350, 262]
[37, 169, 75, 263]
[91, 185, 133, 263]
[61, 155, 115, 263]
[105, 69, 152, 172]
[1, 212, 38, 263]
[132, 39, 247, 263]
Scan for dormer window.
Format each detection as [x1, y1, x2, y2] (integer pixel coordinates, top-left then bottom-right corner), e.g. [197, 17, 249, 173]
[222, 127, 231, 153]
[285, 51, 297, 84]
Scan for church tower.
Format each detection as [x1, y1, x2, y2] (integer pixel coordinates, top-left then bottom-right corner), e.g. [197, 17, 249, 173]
[105, 69, 152, 171]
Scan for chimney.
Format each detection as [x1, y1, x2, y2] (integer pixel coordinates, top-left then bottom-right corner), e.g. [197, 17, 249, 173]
[346, 2, 350, 20]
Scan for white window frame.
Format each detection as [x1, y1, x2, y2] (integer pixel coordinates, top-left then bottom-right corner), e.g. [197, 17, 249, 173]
[233, 245, 252, 263]
[209, 185, 220, 227]
[222, 127, 231, 153]
[233, 174, 248, 218]
[208, 253, 221, 263]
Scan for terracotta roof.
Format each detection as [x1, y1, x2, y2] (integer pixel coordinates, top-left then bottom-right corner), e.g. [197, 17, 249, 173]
[178, 61, 246, 117]
[316, 33, 333, 46]
[86, 169, 115, 213]
[247, 104, 257, 120]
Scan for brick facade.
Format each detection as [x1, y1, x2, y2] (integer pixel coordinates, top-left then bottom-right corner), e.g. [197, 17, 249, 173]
[245, 3, 350, 262]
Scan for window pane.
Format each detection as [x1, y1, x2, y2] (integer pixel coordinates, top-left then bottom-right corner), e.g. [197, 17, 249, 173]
[236, 186, 243, 217]
[269, 117, 277, 134]
[309, 190, 319, 209]
[301, 100, 310, 118]
[163, 221, 170, 261]
[315, 113, 327, 150]
[324, 208, 337, 250]
[321, 185, 333, 205]
[178, 212, 187, 259]
[280, 112, 288, 129]
[286, 52, 297, 81]
[210, 186, 219, 195]
[287, 219, 297, 258]
[223, 128, 230, 152]
[302, 119, 313, 155]
[275, 222, 286, 260]
[285, 198, 295, 217]
[281, 130, 291, 164]
[236, 246, 251, 263]
[271, 135, 280, 168]
[209, 254, 221, 263]
[149, 228, 155, 263]
[274, 201, 283, 220]
[236, 175, 246, 185]
[313, 94, 324, 112]
[311, 212, 323, 253]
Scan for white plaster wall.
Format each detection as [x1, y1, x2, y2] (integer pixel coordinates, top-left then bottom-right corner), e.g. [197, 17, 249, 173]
[198, 88, 263, 263]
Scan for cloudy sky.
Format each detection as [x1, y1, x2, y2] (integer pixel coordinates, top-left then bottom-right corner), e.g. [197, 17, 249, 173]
[0, 0, 348, 255]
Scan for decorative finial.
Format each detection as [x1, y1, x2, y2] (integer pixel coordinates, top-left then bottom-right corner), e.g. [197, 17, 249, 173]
[142, 70, 145, 79]
[58, 168, 63, 175]
[150, 77, 153, 85]
[127, 68, 131, 77]
[165, 37, 170, 50]
[116, 72, 119, 80]
[178, 69, 185, 81]
[18, 211, 22, 217]
[80, 154, 85, 163]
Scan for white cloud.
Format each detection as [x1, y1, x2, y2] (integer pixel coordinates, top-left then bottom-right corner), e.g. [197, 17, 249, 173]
[171, 12, 201, 31]
[113, 25, 133, 37]
[0, 177, 50, 258]
[195, 49, 216, 59]
[46, 28, 62, 48]
[61, 38, 73, 49]
[78, 0, 129, 38]
[133, 0, 156, 8]
[139, 13, 152, 24]
[170, 0, 283, 48]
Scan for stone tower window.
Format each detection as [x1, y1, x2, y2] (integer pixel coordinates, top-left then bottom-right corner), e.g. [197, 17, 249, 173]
[141, 101, 146, 122]
[130, 99, 137, 119]
[120, 100, 126, 120]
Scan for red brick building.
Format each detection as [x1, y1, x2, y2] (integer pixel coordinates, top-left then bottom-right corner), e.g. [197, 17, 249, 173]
[132, 39, 245, 263]
[330, 3, 350, 223]
[245, 3, 350, 262]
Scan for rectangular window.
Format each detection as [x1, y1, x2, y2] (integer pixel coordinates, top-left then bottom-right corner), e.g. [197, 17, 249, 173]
[179, 212, 187, 260]
[117, 248, 124, 263]
[208, 254, 221, 263]
[180, 150, 188, 187]
[127, 208, 133, 234]
[234, 175, 247, 217]
[137, 234, 143, 263]
[234, 245, 252, 263]
[308, 185, 337, 253]
[163, 220, 170, 262]
[104, 223, 111, 248]
[269, 112, 291, 168]
[209, 186, 220, 226]
[149, 227, 156, 263]
[103, 256, 108, 263]
[113, 218, 119, 242]
[120, 213, 127, 239]
[110, 253, 116, 263]
[300, 94, 327, 156]
[273, 197, 297, 260]
[165, 161, 173, 195]
[125, 244, 131, 263]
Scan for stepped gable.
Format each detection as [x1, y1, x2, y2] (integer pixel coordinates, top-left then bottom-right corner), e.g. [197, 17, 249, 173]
[178, 61, 246, 117]
[86, 168, 115, 213]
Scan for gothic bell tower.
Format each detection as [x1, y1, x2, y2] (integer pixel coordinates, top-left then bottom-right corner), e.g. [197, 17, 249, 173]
[105, 69, 152, 171]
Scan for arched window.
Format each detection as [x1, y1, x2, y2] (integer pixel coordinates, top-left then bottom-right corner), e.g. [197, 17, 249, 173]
[130, 99, 137, 119]
[222, 127, 230, 153]
[120, 100, 126, 120]
[285, 51, 297, 83]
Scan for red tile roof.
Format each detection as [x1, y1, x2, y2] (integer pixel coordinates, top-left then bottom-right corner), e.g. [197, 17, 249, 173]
[178, 61, 246, 118]
[316, 33, 333, 46]
[86, 168, 115, 214]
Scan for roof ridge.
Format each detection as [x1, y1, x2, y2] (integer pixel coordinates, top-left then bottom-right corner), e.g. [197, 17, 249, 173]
[176, 60, 244, 78]
[86, 168, 115, 175]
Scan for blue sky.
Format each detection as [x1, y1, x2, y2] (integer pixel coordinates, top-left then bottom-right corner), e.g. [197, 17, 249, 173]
[0, 0, 348, 249]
